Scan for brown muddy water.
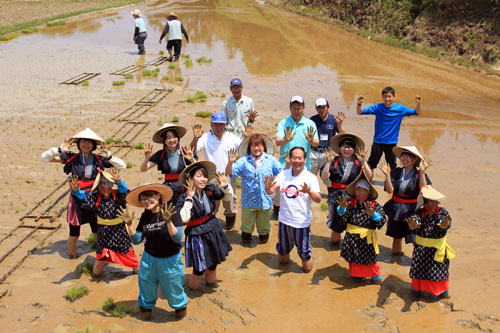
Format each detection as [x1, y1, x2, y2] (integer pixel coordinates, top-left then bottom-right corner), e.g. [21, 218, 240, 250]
[1, 0, 500, 332]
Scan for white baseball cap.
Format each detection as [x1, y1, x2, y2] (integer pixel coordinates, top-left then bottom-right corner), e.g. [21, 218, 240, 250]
[315, 98, 329, 108]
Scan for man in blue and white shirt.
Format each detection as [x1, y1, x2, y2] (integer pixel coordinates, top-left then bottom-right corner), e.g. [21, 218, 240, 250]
[221, 78, 258, 139]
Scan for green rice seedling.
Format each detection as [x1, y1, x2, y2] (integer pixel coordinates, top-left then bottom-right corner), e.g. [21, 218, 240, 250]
[155, 67, 160, 72]
[76, 326, 92, 333]
[115, 138, 124, 144]
[151, 71, 159, 77]
[124, 74, 134, 79]
[87, 234, 96, 248]
[81, 80, 89, 86]
[159, 50, 164, 55]
[126, 162, 132, 169]
[195, 111, 212, 118]
[184, 59, 193, 67]
[321, 203, 328, 211]
[102, 298, 136, 318]
[235, 179, 242, 188]
[172, 116, 179, 123]
[47, 20, 65, 27]
[112, 81, 124, 86]
[186, 97, 196, 103]
[0, 32, 18, 41]
[168, 64, 176, 69]
[65, 286, 89, 302]
[134, 143, 144, 149]
[196, 56, 213, 64]
[194, 91, 207, 101]
[157, 119, 163, 126]
[174, 77, 184, 81]
[181, 54, 190, 59]
[82, 261, 94, 275]
[221, 93, 226, 98]
[142, 70, 151, 76]
[21, 27, 39, 34]
[161, 75, 169, 80]
[105, 137, 114, 144]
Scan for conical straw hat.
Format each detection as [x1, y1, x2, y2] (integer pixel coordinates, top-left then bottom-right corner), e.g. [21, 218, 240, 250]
[416, 185, 445, 209]
[238, 133, 275, 157]
[126, 183, 173, 207]
[178, 161, 216, 186]
[152, 123, 187, 143]
[91, 169, 115, 191]
[330, 133, 365, 154]
[392, 146, 423, 167]
[71, 128, 105, 145]
[345, 169, 378, 200]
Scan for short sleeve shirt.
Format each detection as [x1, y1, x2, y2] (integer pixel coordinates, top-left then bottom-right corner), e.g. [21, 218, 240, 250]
[276, 168, 320, 228]
[310, 114, 340, 149]
[136, 210, 182, 258]
[134, 17, 147, 33]
[361, 103, 417, 144]
[232, 154, 282, 210]
[221, 95, 255, 139]
[196, 131, 242, 172]
[276, 115, 319, 170]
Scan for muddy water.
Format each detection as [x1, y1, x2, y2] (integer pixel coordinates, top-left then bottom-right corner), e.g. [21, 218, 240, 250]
[1, 0, 500, 332]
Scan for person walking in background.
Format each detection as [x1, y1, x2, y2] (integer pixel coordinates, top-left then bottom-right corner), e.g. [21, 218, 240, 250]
[159, 12, 189, 62]
[221, 78, 259, 139]
[357, 87, 422, 170]
[132, 9, 147, 55]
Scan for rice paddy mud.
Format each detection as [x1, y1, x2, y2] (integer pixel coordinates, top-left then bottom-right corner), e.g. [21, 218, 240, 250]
[1, 0, 500, 332]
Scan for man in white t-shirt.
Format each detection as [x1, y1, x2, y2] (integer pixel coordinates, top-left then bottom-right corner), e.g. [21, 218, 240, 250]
[264, 146, 321, 272]
[191, 112, 248, 229]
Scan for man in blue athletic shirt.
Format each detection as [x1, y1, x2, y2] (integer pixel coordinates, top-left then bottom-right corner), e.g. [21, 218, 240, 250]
[357, 87, 422, 170]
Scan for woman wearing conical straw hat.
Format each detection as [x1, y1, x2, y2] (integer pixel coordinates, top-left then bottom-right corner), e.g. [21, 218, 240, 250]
[321, 133, 372, 246]
[337, 170, 387, 283]
[405, 185, 454, 298]
[41, 128, 126, 259]
[140, 123, 196, 204]
[177, 161, 233, 290]
[120, 184, 188, 320]
[225, 133, 282, 244]
[68, 168, 139, 276]
[378, 146, 432, 256]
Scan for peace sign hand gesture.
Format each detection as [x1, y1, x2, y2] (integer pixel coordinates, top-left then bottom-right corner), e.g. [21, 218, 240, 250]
[162, 203, 177, 223]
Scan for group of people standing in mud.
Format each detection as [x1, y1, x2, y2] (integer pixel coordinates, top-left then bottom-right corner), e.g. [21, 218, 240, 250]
[41, 79, 455, 320]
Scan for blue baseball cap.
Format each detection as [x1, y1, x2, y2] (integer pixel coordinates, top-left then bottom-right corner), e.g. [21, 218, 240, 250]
[230, 78, 243, 87]
[211, 112, 227, 123]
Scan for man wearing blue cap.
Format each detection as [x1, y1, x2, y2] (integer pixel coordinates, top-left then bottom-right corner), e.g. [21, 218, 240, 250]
[190, 113, 252, 229]
[221, 78, 258, 139]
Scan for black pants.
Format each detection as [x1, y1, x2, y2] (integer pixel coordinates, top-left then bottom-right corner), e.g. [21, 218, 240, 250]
[166, 39, 182, 60]
[367, 142, 397, 170]
[135, 32, 147, 52]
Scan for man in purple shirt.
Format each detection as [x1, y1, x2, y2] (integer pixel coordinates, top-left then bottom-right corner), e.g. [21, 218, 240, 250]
[357, 86, 422, 170]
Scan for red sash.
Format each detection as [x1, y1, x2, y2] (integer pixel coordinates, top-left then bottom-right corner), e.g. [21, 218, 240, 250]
[185, 215, 211, 227]
[331, 182, 348, 189]
[78, 180, 95, 191]
[392, 193, 418, 204]
[165, 173, 180, 183]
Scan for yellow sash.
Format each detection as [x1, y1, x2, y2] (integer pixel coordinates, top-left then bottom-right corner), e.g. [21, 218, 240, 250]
[416, 235, 455, 263]
[346, 223, 379, 254]
[97, 217, 123, 226]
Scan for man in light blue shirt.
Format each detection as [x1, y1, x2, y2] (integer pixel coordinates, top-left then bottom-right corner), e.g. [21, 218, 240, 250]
[131, 9, 147, 55]
[276, 96, 319, 170]
[221, 78, 258, 139]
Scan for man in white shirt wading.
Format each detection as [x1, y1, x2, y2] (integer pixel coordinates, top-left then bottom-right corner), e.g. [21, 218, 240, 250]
[191, 113, 251, 230]
[264, 147, 321, 272]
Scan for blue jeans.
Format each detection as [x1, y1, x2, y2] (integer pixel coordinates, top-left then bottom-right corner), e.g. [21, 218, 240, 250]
[137, 251, 188, 310]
